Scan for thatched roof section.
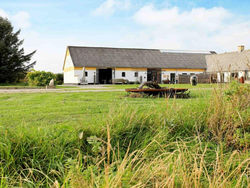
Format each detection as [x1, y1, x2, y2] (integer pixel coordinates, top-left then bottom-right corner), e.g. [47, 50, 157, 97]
[206, 50, 250, 72]
[68, 46, 210, 69]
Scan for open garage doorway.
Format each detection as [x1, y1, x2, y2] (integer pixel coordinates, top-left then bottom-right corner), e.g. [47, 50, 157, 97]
[147, 68, 161, 83]
[98, 68, 112, 84]
[170, 73, 176, 84]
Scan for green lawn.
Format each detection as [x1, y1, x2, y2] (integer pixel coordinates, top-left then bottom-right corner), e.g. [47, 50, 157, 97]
[0, 85, 43, 89]
[0, 84, 249, 187]
[55, 85, 79, 89]
[0, 88, 210, 129]
[0, 82, 28, 86]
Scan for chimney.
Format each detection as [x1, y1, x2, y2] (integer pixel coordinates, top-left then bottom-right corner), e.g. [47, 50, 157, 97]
[238, 45, 244, 52]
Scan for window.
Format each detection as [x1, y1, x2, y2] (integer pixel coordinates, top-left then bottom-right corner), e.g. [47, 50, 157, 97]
[134, 72, 138, 77]
[122, 72, 126, 77]
[231, 72, 238, 78]
[182, 73, 187, 75]
[190, 73, 195, 75]
[85, 71, 88, 77]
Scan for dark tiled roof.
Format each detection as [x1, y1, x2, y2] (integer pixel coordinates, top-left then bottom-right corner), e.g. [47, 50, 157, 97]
[68, 46, 210, 69]
[206, 50, 250, 72]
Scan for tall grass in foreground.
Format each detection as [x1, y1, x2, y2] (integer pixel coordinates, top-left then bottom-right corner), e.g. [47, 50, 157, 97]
[0, 83, 249, 187]
[66, 137, 249, 188]
[64, 85, 249, 188]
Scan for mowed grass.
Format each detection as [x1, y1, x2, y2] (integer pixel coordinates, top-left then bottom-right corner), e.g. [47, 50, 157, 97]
[0, 84, 211, 123]
[0, 84, 249, 187]
[0, 89, 209, 130]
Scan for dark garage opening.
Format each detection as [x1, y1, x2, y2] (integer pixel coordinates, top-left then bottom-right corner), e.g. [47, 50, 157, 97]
[147, 68, 161, 83]
[98, 68, 112, 84]
[170, 73, 176, 84]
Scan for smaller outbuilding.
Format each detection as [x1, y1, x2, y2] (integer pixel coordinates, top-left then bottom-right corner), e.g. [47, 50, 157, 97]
[206, 45, 250, 83]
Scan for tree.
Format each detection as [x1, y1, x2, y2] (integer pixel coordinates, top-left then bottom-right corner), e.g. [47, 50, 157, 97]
[0, 16, 36, 83]
[55, 73, 63, 85]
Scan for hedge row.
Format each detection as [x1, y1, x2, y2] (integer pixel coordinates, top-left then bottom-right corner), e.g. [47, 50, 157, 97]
[26, 70, 63, 86]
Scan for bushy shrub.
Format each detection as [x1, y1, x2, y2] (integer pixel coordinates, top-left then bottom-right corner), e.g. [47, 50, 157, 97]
[55, 73, 63, 85]
[207, 82, 250, 149]
[26, 70, 56, 86]
[224, 80, 250, 110]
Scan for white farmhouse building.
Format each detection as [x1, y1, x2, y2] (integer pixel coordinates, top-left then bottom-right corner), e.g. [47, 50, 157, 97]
[63, 46, 213, 84]
[206, 45, 250, 83]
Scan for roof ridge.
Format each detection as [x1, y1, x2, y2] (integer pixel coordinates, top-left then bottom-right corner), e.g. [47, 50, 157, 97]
[225, 49, 250, 53]
[68, 46, 158, 51]
[211, 49, 250, 55]
[67, 46, 213, 54]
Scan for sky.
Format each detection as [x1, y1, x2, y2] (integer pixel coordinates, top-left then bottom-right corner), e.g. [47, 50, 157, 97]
[0, 0, 250, 73]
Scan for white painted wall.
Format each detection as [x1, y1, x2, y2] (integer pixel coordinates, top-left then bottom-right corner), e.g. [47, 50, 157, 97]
[65, 64, 205, 84]
[238, 71, 245, 78]
[114, 70, 204, 83]
[64, 55, 79, 84]
[79, 69, 97, 84]
[64, 71, 79, 84]
[224, 72, 231, 82]
[161, 71, 170, 81]
[217, 73, 221, 82]
[71, 69, 97, 84]
[215, 71, 246, 83]
[64, 60, 97, 84]
[161, 70, 204, 83]
[73, 70, 82, 83]
[114, 70, 147, 83]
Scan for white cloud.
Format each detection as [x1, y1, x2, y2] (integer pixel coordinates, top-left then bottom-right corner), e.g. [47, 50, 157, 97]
[0, 8, 118, 73]
[132, 5, 250, 52]
[0, 9, 8, 18]
[93, 0, 130, 16]
[1, 5, 250, 73]
[12, 11, 31, 29]
[0, 9, 31, 29]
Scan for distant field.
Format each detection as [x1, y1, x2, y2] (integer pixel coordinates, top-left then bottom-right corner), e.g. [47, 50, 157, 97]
[0, 83, 249, 187]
